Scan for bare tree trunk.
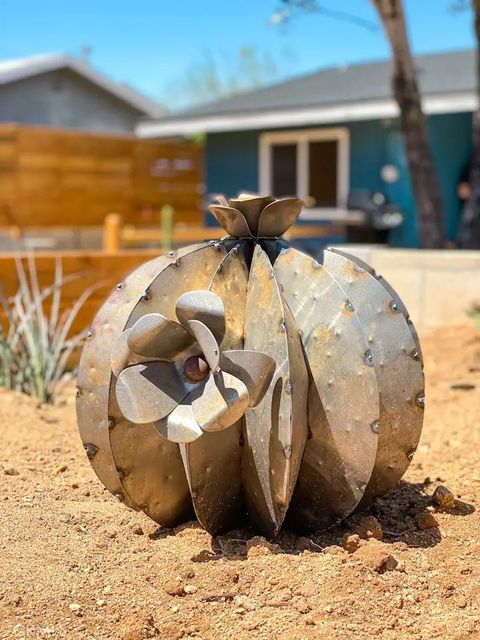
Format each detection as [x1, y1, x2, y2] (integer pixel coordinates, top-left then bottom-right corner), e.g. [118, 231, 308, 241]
[458, 0, 480, 248]
[372, 0, 445, 248]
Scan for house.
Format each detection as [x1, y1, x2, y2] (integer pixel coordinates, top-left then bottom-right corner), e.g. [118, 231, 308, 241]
[0, 53, 164, 133]
[137, 50, 474, 247]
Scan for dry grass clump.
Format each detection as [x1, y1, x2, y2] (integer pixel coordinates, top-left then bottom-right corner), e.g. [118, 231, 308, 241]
[0, 256, 95, 403]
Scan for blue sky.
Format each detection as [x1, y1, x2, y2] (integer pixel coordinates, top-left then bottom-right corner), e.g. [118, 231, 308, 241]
[0, 0, 474, 106]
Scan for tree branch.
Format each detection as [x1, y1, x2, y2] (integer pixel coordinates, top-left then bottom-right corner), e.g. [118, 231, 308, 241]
[273, 1, 378, 31]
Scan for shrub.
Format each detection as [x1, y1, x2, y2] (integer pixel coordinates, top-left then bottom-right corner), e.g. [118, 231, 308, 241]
[0, 256, 97, 403]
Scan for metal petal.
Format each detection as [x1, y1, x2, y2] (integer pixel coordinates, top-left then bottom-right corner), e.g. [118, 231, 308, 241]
[192, 371, 249, 432]
[116, 362, 189, 424]
[274, 247, 379, 532]
[111, 328, 133, 378]
[324, 248, 424, 506]
[155, 404, 203, 443]
[110, 243, 228, 526]
[187, 319, 220, 371]
[228, 195, 275, 235]
[209, 205, 252, 237]
[175, 289, 226, 343]
[181, 246, 250, 536]
[257, 198, 304, 237]
[220, 350, 276, 407]
[242, 245, 308, 537]
[127, 312, 193, 359]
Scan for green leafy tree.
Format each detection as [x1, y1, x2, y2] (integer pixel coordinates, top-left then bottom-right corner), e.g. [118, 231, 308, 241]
[168, 46, 290, 109]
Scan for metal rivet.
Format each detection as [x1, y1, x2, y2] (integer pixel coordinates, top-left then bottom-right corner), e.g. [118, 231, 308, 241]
[213, 241, 223, 251]
[416, 392, 425, 408]
[390, 301, 401, 313]
[114, 491, 124, 502]
[411, 349, 421, 361]
[371, 420, 380, 434]
[363, 350, 374, 367]
[345, 300, 354, 312]
[107, 418, 116, 430]
[279, 320, 286, 332]
[407, 449, 415, 461]
[284, 446, 292, 459]
[167, 250, 175, 257]
[86, 330, 93, 339]
[83, 443, 98, 460]
[116, 282, 125, 290]
[284, 379, 292, 394]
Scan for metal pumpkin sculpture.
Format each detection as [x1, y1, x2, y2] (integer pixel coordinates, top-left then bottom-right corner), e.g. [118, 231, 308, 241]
[77, 195, 424, 537]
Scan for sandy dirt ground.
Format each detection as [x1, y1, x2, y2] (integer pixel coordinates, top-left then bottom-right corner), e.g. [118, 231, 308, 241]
[1, 323, 479, 640]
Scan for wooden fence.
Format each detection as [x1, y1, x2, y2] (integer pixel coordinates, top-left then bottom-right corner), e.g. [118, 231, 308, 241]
[0, 250, 161, 335]
[0, 124, 203, 228]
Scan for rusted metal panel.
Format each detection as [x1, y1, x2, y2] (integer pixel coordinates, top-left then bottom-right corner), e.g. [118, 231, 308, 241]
[243, 245, 308, 537]
[274, 247, 379, 531]
[323, 248, 424, 505]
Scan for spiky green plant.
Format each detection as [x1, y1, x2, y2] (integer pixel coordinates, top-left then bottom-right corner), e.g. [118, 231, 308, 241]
[0, 256, 98, 403]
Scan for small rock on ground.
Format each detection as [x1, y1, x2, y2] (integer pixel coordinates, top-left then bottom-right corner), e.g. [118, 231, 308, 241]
[432, 485, 455, 510]
[416, 511, 439, 530]
[246, 536, 280, 558]
[353, 515, 383, 541]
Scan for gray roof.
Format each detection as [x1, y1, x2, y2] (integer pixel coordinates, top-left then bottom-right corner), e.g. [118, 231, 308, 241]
[184, 49, 474, 116]
[137, 49, 475, 137]
[0, 53, 165, 118]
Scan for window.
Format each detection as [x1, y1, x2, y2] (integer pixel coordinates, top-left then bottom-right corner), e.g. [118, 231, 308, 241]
[259, 128, 349, 218]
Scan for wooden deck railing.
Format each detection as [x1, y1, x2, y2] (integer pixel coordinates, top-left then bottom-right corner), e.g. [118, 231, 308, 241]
[0, 207, 366, 256]
[101, 211, 351, 254]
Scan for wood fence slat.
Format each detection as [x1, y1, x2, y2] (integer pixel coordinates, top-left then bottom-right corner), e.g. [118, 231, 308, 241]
[0, 123, 203, 228]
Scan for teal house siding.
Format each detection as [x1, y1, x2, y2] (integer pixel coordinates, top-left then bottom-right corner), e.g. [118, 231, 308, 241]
[206, 130, 260, 195]
[205, 113, 472, 247]
[429, 112, 472, 240]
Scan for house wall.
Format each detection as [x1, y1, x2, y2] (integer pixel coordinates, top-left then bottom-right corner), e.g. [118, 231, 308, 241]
[0, 69, 144, 133]
[205, 112, 472, 247]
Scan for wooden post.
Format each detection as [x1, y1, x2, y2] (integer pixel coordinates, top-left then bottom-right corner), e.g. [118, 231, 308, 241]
[103, 213, 121, 254]
[8, 225, 21, 240]
[161, 205, 174, 252]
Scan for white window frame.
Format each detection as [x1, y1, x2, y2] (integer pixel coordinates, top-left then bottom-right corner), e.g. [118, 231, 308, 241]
[258, 127, 350, 220]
